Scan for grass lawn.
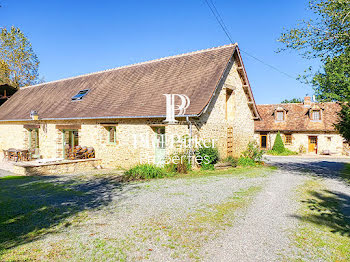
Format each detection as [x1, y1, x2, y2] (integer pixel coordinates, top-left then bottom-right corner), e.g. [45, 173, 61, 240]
[291, 179, 350, 261]
[266, 149, 298, 156]
[0, 166, 270, 261]
[341, 163, 350, 184]
[0, 175, 121, 260]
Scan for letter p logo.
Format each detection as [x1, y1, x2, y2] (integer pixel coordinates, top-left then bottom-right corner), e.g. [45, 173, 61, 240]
[163, 94, 190, 124]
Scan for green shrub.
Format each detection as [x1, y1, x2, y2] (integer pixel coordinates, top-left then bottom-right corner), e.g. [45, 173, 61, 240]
[201, 163, 215, 170]
[224, 156, 238, 167]
[165, 151, 192, 174]
[195, 144, 219, 170]
[267, 149, 298, 156]
[241, 141, 264, 162]
[164, 163, 177, 173]
[125, 164, 167, 180]
[237, 157, 256, 167]
[272, 132, 285, 153]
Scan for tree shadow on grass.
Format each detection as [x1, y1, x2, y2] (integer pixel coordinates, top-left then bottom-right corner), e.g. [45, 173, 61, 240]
[0, 175, 135, 252]
[292, 189, 350, 237]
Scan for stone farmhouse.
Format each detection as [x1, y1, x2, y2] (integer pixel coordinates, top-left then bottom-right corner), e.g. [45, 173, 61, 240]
[0, 44, 260, 169]
[254, 97, 348, 155]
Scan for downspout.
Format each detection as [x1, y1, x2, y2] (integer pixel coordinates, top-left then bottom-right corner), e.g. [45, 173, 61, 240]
[186, 116, 193, 166]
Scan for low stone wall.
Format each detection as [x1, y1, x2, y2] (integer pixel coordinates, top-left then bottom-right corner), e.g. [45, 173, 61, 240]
[12, 158, 102, 176]
[343, 142, 350, 156]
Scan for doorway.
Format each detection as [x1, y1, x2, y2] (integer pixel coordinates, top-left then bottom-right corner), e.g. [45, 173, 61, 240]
[308, 136, 318, 153]
[29, 128, 40, 158]
[153, 126, 166, 166]
[260, 134, 267, 149]
[62, 130, 79, 158]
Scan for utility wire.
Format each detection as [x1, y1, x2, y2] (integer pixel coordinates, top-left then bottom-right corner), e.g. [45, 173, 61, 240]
[204, 0, 307, 83]
[204, 0, 234, 44]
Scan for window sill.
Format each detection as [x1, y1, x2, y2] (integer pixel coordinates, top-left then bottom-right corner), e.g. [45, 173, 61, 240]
[106, 142, 118, 146]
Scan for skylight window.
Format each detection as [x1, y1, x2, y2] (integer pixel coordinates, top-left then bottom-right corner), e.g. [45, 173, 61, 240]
[72, 89, 90, 101]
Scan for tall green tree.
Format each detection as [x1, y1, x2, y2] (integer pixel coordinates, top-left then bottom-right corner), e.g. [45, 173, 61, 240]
[312, 49, 350, 141]
[279, 0, 350, 60]
[281, 98, 304, 103]
[312, 48, 350, 102]
[278, 0, 350, 141]
[0, 26, 40, 88]
[336, 103, 350, 141]
[0, 58, 10, 85]
[272, 132, 286, 154]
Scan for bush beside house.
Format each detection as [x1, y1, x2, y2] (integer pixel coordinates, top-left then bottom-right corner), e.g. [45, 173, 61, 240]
[237, 141, 264, 167]
[124, 141, 265, 181]
[124, 164, 169, 180]
[267, 131, 298, 156]
[195, 145, 219, 170]
[272, 132, 285, 153]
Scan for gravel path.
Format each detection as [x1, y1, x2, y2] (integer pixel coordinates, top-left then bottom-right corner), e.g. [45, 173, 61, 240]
[203, 166, 305, 261]
[1, 155, 350, 261]
[202, 155, 350, 261]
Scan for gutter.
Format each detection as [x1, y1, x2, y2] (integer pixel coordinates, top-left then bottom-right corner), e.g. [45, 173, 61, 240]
[0, 114, 200, 122]
[186, 116, 194, 166]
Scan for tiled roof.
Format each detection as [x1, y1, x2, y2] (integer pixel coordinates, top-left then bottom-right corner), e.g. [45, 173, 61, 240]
[255, 102, 341, 132]
[0, 44, 254, 121]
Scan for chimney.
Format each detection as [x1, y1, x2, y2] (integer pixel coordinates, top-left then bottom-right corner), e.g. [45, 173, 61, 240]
[304, 96, 312, 107]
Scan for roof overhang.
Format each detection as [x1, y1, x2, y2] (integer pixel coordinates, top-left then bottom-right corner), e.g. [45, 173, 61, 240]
[198, 44, 260, 120]
[233, 46, 260, 120]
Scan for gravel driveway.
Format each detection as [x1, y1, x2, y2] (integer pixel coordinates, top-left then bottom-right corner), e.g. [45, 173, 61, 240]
[1, 156, 350, 261]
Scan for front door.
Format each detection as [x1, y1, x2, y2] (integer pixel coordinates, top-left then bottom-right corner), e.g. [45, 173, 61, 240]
[154, 127, 166, 166]
[308, 136, 318, 153]
[260, 134, 267, 149]
[29, 128, 40, 158]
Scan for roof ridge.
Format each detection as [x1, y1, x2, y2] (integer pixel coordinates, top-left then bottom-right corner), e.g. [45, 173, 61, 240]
[257, 101, 338, 106]
[21, 43, 237, 90]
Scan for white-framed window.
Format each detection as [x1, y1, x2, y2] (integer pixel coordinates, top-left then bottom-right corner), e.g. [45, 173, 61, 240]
[312, 110, 321, 121]
[276, 111, 284, 121]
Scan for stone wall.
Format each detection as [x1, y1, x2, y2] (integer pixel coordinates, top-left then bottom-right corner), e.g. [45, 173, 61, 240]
[0, 53, 256, 170]
[193, 56, 254, 159]
[13, 159, 102, 176]
[0, 124, 27, 150]
[254, 131, 345, 155]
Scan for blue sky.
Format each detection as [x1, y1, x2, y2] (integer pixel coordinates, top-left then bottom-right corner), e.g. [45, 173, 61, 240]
[1, 0, 319, 104]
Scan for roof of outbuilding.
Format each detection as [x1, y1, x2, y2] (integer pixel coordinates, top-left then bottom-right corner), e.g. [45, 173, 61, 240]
[255, 102, 341, 132]
[0, 44, 259, 121]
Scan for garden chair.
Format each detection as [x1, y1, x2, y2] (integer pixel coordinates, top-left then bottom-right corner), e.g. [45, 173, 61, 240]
[2, 150, 9, 161]
[86, 147, 95, 159]
[74, 146, 85, 159]
[80, 146, 88, 159]
[20, 150, 30, 161]
[8, 148, 18, 161]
